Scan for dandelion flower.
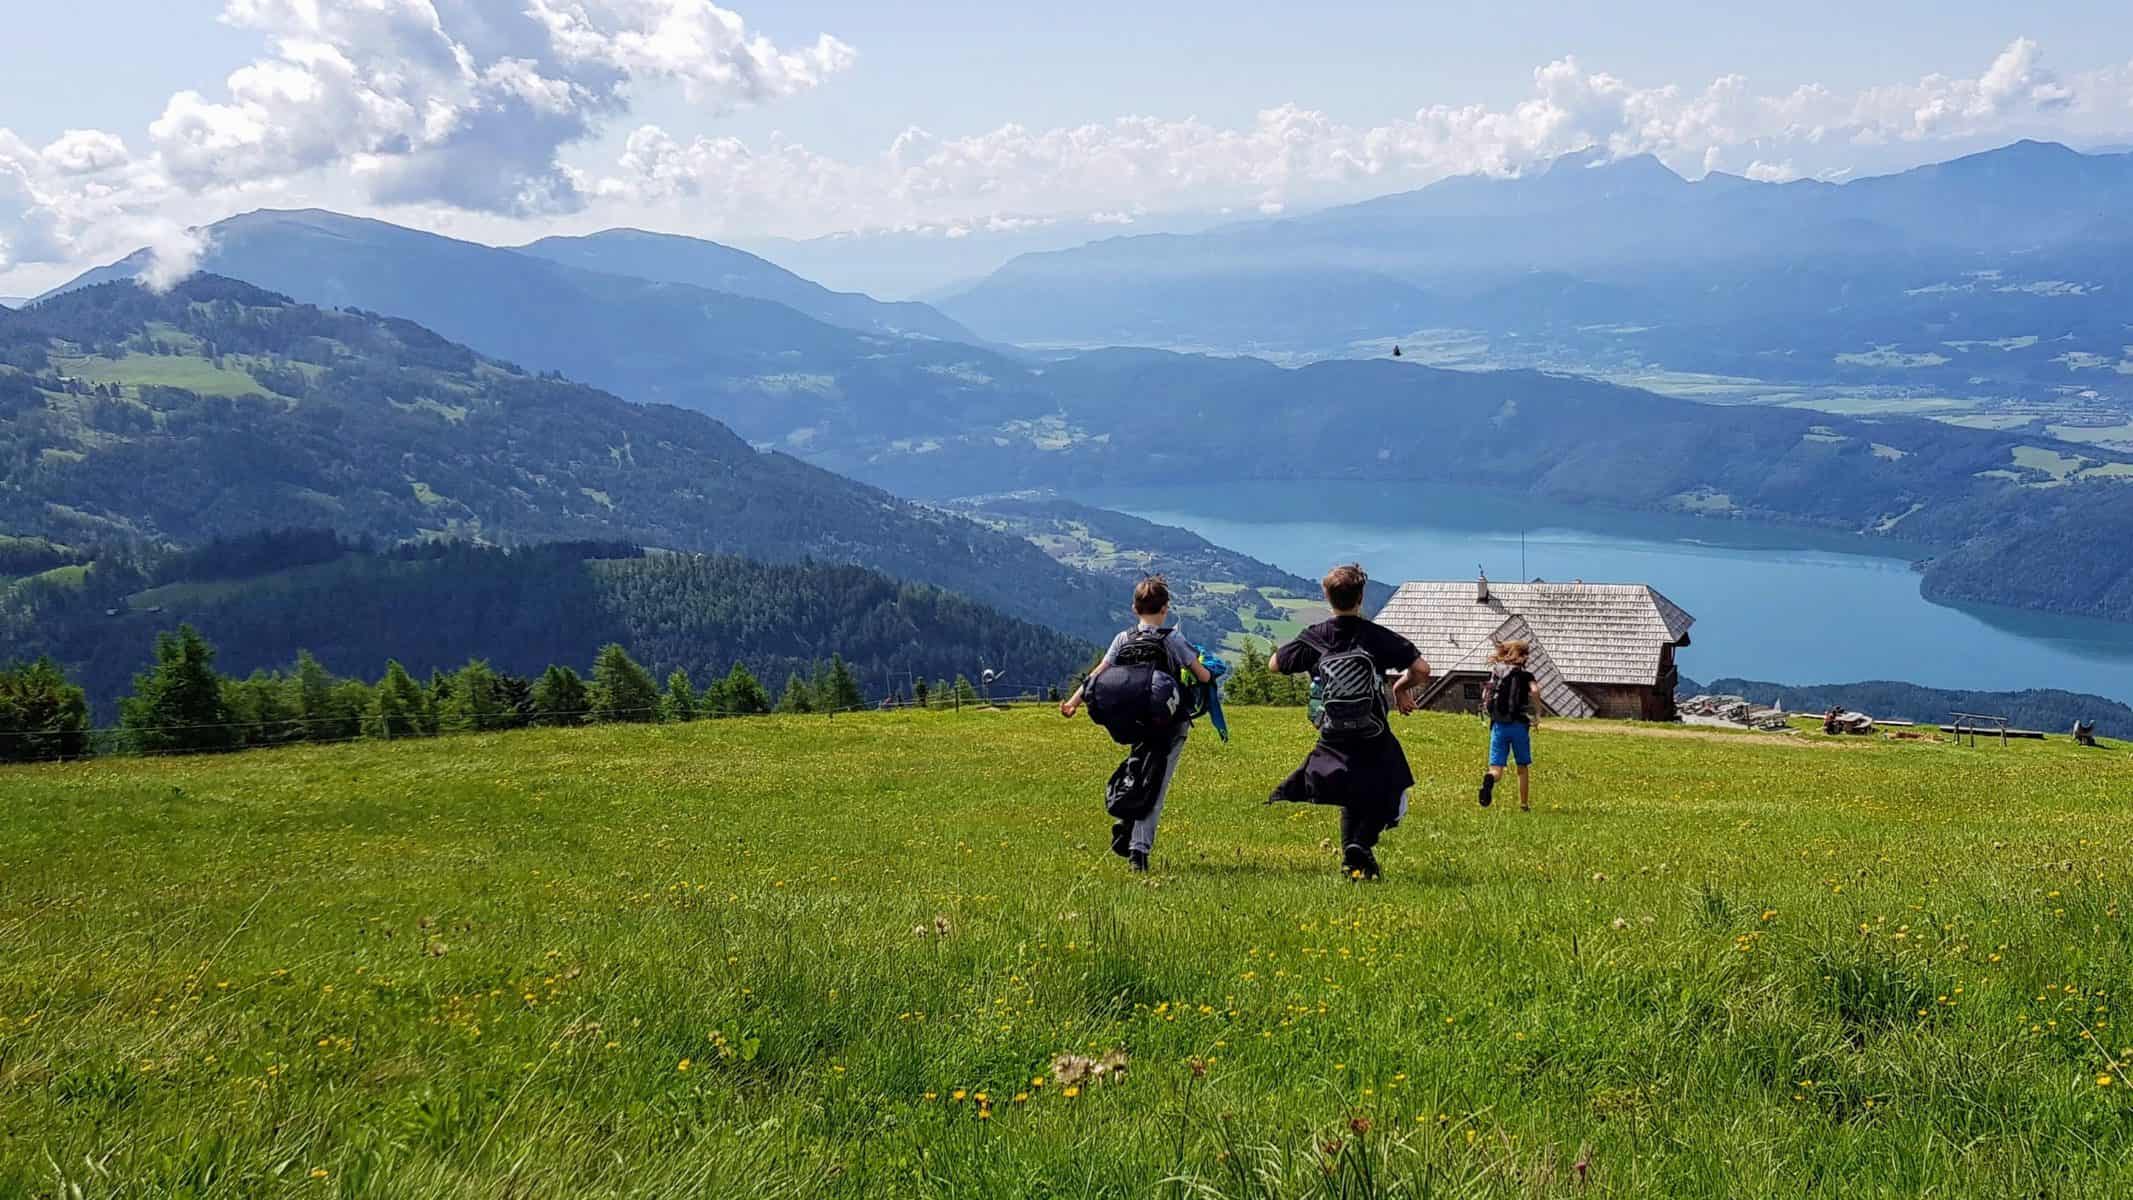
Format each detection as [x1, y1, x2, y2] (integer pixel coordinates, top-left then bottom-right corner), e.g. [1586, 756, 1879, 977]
[1063, 1086, 1081, 1098]
[677, 1058, 692, 1072]
[2102, 1075, 2117, 1087]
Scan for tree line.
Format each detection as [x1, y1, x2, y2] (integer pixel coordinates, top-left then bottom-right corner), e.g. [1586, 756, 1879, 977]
[0, 625, 997, 763]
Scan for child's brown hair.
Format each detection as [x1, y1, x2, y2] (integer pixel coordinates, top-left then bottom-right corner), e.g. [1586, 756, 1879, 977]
[1322, 563, 1367, 612]
[1491, 639, 1531, 666]
[1132, 575, 1172, 616]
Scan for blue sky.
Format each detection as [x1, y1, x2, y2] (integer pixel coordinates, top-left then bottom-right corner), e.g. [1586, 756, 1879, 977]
[3, 1, 2131, 293]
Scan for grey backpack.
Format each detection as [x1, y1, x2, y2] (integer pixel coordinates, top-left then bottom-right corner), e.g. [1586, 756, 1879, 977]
[1309, 641, 1387, 741]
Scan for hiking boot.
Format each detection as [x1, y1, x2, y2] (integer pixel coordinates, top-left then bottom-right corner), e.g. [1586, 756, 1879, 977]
[1478, 775, 1495, 807]
[1341, 843, 1380, 881]
[1127, 850, 1150, 873]
[1110, 819, 1133, 858]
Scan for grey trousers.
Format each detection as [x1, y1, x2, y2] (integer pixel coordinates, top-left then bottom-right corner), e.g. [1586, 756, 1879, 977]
[1130, 725, 1190, 854]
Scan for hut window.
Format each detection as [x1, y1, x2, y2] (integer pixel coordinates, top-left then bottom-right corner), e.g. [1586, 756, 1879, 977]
[1462, 682, 1482, 701]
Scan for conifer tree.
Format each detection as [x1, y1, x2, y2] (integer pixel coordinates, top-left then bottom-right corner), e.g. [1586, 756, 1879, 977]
[932, 678, 950, 709]
[439, 659, 506, 733]
[912, 677, 930, 708]
[1227, 637, 1272, 705]
[226, 669, 302, 747]
[368, 660, 428, 739]
[820, 654, 864, 713]
[590, 644, 660, 723]
[663, 669, 698, 722]
[121, 625, 237, 754]
[292, 650, 359, 741]
[494, 674, 535, 729]
[953, 674, 979, 705]
[331, 679, 375, 731]
[775, 672, 815, 714]
[722, 663, 770, 715]
[0, 657, 91, 762]
[531, 665, 589, 725]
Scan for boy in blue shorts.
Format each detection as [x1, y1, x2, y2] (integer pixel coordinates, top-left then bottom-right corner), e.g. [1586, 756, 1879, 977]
[1479, 640, 1535, 812]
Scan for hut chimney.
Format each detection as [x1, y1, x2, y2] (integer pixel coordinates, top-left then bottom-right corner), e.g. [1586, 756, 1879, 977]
[1476, 568, 1490, 603]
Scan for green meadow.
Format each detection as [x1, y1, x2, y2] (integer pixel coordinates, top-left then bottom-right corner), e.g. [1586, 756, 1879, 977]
[2, 708, 2129, 1197]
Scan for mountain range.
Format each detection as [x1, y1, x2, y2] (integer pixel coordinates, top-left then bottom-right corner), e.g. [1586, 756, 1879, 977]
[23, 144, 2133, 631]
[49, 210, 1051, 454]
[0, 275, 1122, 642]
[934, 141, 2133, 407]
[513, 229, 983, 344]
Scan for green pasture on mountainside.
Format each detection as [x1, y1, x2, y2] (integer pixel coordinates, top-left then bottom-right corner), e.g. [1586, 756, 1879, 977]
[2, 708, 2129, 1196]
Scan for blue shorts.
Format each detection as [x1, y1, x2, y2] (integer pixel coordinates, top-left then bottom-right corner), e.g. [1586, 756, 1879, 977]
[1488, 721, 1533, 768]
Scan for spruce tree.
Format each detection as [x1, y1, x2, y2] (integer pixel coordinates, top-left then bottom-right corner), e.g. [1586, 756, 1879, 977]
[663, 669, 698, 722]
[931, 678, 950, 709]
[912, 677, 931, 708]
[722, 664, 770, 715]
[292, 650, 357, 741]
[227, 669, 302, 747]
[531, 665, 589, 726]
[775, 672, 815, 714]
[821, 654, 864, 713]
[331, 679, 375, 731]
[439, 659, 506, 733]
[1228, 637, 1272, 705]
[0, 657, 91, 762]
[590, 644, 661, 723]
[699, 673, 731, 719]
[368, 660, 428, 739]
[494, 674, 535, 729]
[121, 625, 237, 754]
[953, 675, 979, 705]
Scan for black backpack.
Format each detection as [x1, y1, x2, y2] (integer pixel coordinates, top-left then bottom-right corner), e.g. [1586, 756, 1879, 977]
[1485, 667, 1531, 724]
[1084, 628, 1185, 745]
[1308, 636, 1388, 742]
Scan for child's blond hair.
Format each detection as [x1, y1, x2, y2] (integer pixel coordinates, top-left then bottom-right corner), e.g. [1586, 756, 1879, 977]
[1490, 639, 1530, 666]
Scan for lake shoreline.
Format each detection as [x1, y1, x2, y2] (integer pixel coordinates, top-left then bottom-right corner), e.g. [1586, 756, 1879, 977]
[1090, 482, 2133, 704]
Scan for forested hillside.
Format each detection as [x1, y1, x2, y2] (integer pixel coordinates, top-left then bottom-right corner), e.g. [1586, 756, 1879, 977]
[515, 229, 980, 344]
[0, 277, 1120, 641]
[947, 495, 1394, 649]
[0, 533, 1095, 712]
[44, 212, 2133, 626]
[51, 210, 1055, 450]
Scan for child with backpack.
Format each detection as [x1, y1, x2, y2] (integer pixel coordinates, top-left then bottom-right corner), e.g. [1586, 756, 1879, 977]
[1479, 640, 1536, 811]
[1268, 564, 1433, 880]
[1059, 576, 1214, 872]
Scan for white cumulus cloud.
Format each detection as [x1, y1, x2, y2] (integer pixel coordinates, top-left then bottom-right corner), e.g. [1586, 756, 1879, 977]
[0, 0, 849, 282]
[2, 29, 2130, 291]
[592, 39, 2129, 238]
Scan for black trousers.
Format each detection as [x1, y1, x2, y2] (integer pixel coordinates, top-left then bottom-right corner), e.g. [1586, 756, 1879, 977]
[1340, 806, 1389, 851]
[1279, 766, 1391, 850]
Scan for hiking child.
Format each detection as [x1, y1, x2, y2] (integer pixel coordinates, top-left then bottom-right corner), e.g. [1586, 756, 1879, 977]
[1060, 576, 1214, 871]
[1479, 639, 1536, 811]
[1268, 564, 1432, 880]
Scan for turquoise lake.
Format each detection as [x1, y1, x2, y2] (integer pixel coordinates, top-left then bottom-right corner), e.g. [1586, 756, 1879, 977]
[1104, 483, 2133, 705]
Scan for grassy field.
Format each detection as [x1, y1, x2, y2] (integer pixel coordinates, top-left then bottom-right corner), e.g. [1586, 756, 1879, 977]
[3, 709, 2130, 1197]
[49, 352, 280, 399]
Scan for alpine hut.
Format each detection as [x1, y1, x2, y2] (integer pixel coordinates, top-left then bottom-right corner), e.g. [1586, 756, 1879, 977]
[1375, 575, 1694, 721]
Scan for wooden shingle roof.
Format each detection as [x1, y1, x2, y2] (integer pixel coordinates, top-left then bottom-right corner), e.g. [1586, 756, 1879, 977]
[1419, 614, 1598, 718]
[1377, 581, 1693, 687]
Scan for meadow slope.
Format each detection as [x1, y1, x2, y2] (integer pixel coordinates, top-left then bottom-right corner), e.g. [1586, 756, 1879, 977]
[2, 709, 2130, 1197]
